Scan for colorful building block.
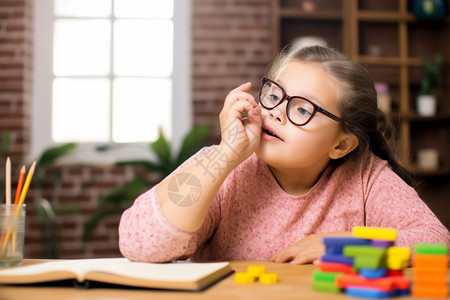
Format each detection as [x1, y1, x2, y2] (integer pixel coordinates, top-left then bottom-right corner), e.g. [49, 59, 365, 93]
[359, 267, 387, 279]
[259, 273, 278, 284]
[318, 262, 356, 274]
[413, 254, 449, 266]
[414, 243, 448, 255]
[321, 254, 354, 266]
[344, 245, 387, 259]
[323, 237, 371, 247]
[412, 285, 449, 298]
[371, 240, 394, 248]
[312, 280, 342, 294]
[336, 273, 410, 292]
[313, 270, 341, 282]
[352, 226, 397, 241]
[247, 265, 266, 278]
[413, 243, 449, 298]
[354, 255, 386, 270]
[345, 286, 396, 299]
[235, 272, 255, 284]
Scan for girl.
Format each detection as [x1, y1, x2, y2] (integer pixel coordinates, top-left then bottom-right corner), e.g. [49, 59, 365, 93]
[119, 46, 450, 264]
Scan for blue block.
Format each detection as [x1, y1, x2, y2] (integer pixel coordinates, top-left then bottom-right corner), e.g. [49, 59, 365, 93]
[326, 245, 344, 255]
[346, 286, 396, 299]
[359, 268, 387, 279]
[321, 254, 354, 266]
[323, 237, 371, 247]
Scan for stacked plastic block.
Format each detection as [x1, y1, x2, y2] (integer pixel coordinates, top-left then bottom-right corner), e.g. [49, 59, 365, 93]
[313, 226, 411, 298]
[235, 265, 278, 284]
[413, 243, 449, 298]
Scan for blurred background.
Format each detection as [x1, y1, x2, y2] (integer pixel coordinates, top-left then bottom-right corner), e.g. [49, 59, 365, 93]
[0, 0, 449, 259]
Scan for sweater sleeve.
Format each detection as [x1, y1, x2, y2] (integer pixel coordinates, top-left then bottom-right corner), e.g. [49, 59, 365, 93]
[118, 147, 221, 262]
[364, 159, 450, 250]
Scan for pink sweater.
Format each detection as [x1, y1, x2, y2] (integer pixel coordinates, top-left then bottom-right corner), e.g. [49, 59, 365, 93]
[119, 147, 450, 262]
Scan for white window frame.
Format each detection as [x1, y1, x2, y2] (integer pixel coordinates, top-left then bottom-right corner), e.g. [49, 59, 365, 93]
[32, 0, 192, 164]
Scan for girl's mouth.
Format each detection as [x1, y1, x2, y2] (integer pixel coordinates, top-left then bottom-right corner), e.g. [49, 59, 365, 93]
[262, 127, 283, 141]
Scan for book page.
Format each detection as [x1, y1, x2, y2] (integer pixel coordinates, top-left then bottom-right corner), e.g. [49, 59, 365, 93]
[89, 260, 230, 282]
[0, 258, 128, 282]
[0, 258, 231, 289]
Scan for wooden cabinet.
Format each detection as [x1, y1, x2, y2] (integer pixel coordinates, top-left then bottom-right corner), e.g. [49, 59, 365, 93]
[272, 0, 450, 227]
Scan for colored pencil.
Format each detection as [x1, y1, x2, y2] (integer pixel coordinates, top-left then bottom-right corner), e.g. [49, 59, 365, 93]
[5, 157, 11, 205]
[14, 165, 26, 205]
[17, 160, 36, 206]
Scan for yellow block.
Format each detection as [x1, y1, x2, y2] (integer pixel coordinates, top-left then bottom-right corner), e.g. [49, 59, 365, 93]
[247, 265, 266, 277]
[387, 257, 409, 270]
[387, 246, 411, 269]
[259, 273, 278, 284]
[388, 246, 410, 260]
[235, 272, 255, 284]
[352, 226, 397, 241]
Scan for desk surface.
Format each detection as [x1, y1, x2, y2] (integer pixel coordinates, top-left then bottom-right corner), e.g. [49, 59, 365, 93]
[0, 260, 448, 300]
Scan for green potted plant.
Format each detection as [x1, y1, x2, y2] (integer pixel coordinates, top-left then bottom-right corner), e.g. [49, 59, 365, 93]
[416, 54, 442, 117]
[82, 124, 211, 241]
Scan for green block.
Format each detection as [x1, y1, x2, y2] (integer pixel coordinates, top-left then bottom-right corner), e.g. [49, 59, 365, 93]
[414, 243, 448, 255]
[344, 245, 387, 258]
[313, 270, 341, 282]
[312, 279, 343, 294]
[354, 255, 387, 269]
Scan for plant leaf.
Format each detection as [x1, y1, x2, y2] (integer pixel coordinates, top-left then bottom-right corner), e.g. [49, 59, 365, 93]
[176, 124, 210, 166]
[151, 128, 172, 167]
[82, 208, 123, 242]
[115, 160, 162, 172]
[98, 176, 148, 207]
[0, 131, 11, 155]
[36, 142, 77, 167]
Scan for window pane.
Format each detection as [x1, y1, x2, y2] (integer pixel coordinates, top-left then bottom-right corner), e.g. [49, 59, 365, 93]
[54, 20, 111, 76]
[53, 78, 110, 142]
[114, 20, 173, 76]
[55, 0, 111, 17]
[112, 78, 172, 143]
[114, 0, 173, 18]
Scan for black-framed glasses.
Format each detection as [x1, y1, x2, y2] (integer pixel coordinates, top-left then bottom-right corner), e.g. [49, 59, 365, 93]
[258, 78, 345, 126]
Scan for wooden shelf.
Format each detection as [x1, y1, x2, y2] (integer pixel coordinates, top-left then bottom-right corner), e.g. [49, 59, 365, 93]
[408, 166, 450, 177]
[357, 56, 422, 66]
[272, 0, 450, 222]
[279, 9, 343, 20]
[400, 114, 450, 123]
[357, 10, 414, 22]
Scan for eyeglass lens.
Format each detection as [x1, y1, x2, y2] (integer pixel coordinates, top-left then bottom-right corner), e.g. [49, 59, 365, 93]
[260, 80, 315, 126]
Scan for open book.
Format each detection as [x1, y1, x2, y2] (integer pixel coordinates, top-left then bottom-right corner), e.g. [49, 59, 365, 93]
[0, 258, 233, 291]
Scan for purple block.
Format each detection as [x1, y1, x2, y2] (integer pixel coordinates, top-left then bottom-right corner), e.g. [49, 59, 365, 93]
[371, 239, 394, 248]
[321, 254, 354, 266]
[323, 237, 371, 247]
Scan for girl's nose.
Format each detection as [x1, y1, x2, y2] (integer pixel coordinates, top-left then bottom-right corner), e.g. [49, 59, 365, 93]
[268, 102, 287, 124]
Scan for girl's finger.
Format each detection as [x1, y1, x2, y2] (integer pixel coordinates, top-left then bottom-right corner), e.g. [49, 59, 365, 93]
[223, 91, 257, 111]
[226, 96, 258, 118]
[229, 82, 252, 94]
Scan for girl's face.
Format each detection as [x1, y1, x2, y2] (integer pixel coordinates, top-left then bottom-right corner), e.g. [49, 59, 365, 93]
[256, 60, 350, 172]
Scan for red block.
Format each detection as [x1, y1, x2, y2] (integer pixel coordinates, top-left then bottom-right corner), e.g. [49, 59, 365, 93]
[318, 262, 356, 274]
[336, 274, 410, 292]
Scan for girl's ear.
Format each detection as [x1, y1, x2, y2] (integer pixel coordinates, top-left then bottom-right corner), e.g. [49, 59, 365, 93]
[329, 133, 359, 159]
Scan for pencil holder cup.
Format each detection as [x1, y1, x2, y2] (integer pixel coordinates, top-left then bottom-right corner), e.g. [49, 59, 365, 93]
[0, 204, 26, 267]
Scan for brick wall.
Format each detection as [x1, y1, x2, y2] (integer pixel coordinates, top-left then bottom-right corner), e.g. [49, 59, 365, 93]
[0, 0, 272, 259]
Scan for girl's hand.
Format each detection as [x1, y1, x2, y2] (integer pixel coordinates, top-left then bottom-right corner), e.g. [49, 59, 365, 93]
[218, 82, 262, 165]
[270, 234, 325, 265]
[270, 232, 352, 265]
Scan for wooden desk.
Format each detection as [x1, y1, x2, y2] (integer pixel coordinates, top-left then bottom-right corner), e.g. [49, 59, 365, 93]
[0, 260, 448, 300]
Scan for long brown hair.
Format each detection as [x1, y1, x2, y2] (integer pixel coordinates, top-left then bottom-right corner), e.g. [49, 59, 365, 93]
[266, 45, 416, 187]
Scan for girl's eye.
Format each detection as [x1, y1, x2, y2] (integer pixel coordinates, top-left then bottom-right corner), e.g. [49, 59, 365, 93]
[269, 94, 281, 103]
[298, 107, 312, 116]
